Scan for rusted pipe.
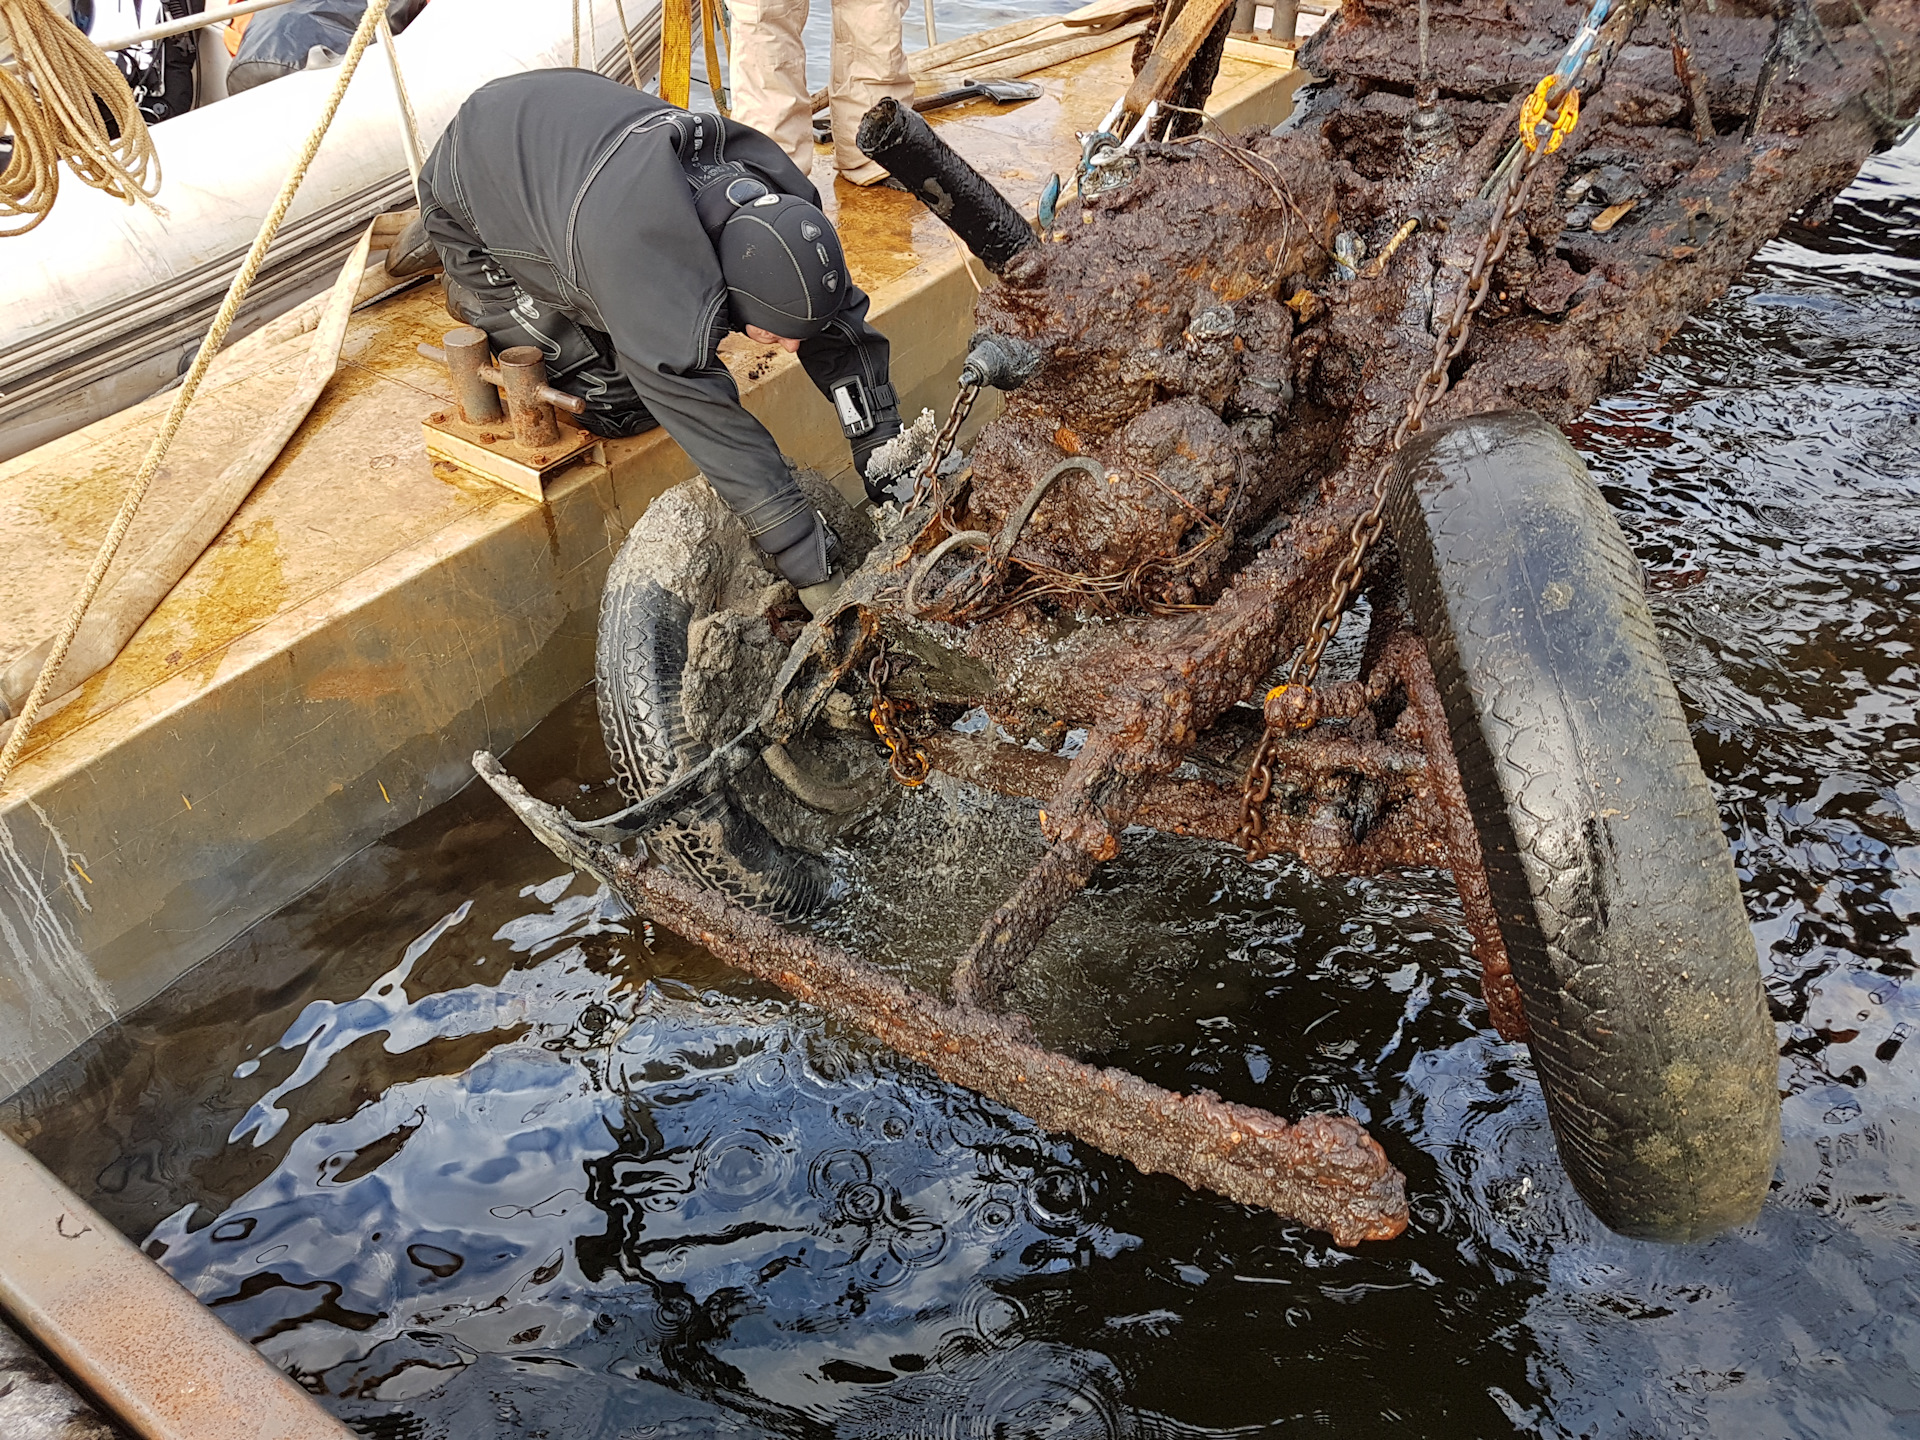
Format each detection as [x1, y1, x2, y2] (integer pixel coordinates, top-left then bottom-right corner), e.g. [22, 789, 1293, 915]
[0, 1135, 356, 1440]
[433, 325, 503, 425]
[610, 854, 1409, 1244]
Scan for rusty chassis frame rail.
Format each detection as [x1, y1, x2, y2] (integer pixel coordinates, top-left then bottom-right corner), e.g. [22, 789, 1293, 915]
[473, 757, 1410, 1244]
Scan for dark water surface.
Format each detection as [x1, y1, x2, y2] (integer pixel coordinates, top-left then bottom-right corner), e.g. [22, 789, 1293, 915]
[9, 133, 1919, 1440]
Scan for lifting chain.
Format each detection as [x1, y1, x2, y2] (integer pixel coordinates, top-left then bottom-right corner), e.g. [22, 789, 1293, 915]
[1236, 76, 1583, 859]
[908, 379, 981, 511]
[868, 641, 929, 787]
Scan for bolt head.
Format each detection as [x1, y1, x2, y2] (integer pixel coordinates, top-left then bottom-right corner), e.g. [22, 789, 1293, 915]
[429, 411, 449, 424]
[479, 432, 499, 443]
[532, 453, 551, 465]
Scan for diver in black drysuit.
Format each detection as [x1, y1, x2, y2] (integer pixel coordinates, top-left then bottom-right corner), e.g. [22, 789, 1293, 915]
[417, 69, 902, 599]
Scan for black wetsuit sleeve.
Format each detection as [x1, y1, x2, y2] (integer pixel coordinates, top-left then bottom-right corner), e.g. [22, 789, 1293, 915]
[570, 139, 816, 556]
[797, 284, 896, 454]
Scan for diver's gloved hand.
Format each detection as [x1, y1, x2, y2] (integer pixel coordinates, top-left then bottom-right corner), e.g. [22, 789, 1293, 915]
[760, 510, 841, 587]
[797, 573, 846, 616]
[852, 409, 908, 505]
[762, 514, 849, 616]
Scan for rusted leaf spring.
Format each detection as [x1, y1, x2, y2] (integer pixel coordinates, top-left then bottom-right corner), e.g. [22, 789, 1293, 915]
[921, 728, 1443, 874]
[609, 855, 1410, 1246]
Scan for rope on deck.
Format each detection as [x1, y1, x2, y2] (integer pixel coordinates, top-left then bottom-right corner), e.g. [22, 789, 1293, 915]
[0, 0, 398, 793]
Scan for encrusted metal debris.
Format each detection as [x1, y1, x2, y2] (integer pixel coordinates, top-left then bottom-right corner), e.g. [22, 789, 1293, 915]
[612, 854, 1411, 1246]
[484, 0, 1918, 1240]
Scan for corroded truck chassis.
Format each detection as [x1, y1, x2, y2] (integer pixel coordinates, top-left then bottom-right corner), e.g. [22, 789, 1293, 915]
[485, 0, 1919, 1243]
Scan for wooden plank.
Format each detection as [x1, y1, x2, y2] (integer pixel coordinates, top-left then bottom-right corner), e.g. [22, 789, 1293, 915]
[812, 0, 1151, 112]
[1124, 0, 1236, 113]
[421, 417, 597, 503]
[1223, 33, 1297, 67]
[955, 20, 1151, 83]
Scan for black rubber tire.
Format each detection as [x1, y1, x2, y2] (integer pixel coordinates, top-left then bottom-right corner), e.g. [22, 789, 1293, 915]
[1386, 411, 1779, 1241]
[596, 478, 857, 924]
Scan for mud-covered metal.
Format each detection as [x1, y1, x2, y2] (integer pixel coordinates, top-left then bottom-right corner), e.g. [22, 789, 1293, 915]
[481, 0, 1919, 1238]
[472, 752, 1409, 1244]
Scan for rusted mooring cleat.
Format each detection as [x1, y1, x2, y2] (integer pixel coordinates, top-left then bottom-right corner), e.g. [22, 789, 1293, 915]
[419, 325, 597, 500]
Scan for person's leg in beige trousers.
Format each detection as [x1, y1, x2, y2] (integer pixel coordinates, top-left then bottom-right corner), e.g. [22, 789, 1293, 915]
[728, 0, 913, 186]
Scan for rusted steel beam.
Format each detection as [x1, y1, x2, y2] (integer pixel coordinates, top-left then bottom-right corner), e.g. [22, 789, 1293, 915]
[0, 1319, 126, 1440]
[605, 854, 1410, 1245]
[0, 1136, 356, 1440]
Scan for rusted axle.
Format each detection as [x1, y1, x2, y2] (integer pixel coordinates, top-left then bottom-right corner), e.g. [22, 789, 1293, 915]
[613, 855, 1410, 1245]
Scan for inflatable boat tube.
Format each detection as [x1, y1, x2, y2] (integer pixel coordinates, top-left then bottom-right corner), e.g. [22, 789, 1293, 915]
[0, 0, 663, 463]
[228, 0, 433, 96]
[596, 473, 881, 923]
[1387, 410, 1780, 1242]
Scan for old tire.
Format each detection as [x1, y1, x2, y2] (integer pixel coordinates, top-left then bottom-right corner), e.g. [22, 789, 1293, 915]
[597, 473, 871, 923]
[1386, 411, 1779, 1241]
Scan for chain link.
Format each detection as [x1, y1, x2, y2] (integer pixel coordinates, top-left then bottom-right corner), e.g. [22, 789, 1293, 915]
[868, 642, 929, 788]
[1236, 81, 1579, 857]
[909, 380, 980, 511]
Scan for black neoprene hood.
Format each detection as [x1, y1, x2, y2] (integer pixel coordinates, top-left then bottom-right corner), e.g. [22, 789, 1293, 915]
[718, 193, 849, 339]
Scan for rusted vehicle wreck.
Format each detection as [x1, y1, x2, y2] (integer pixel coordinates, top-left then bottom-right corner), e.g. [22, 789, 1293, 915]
[479, 0, 1919, 1246]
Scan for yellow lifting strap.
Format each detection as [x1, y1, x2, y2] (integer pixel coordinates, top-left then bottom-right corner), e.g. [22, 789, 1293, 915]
[700, 0, 728, 115]
[660, 0, 694, 108]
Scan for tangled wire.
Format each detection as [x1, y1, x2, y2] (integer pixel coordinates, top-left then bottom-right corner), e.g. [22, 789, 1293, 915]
[0, 0, 161, 237]
[910, 457, 1246, 625]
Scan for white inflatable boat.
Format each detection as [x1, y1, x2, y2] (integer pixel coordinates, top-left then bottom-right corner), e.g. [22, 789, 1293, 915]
[1, 0, 665, 462]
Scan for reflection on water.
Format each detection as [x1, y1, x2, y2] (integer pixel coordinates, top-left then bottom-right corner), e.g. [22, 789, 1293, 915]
[6, 138, 1917, 1440]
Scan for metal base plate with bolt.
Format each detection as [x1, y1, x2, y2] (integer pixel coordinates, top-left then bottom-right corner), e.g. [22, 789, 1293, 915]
[419, 326, 598, 501]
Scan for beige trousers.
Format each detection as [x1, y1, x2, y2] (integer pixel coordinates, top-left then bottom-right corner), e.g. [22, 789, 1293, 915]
[727, 0, 912, 185]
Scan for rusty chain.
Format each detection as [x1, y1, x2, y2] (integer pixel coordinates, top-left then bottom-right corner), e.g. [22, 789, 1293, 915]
[868, 641, 929, 787]
[1236, 79, 1581, 857]
[908, 379, 981, 511]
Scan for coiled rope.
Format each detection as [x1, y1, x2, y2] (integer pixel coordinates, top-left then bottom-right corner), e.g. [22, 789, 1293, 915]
[0, 0, 394, 791]
[0, 0, 161, 236]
